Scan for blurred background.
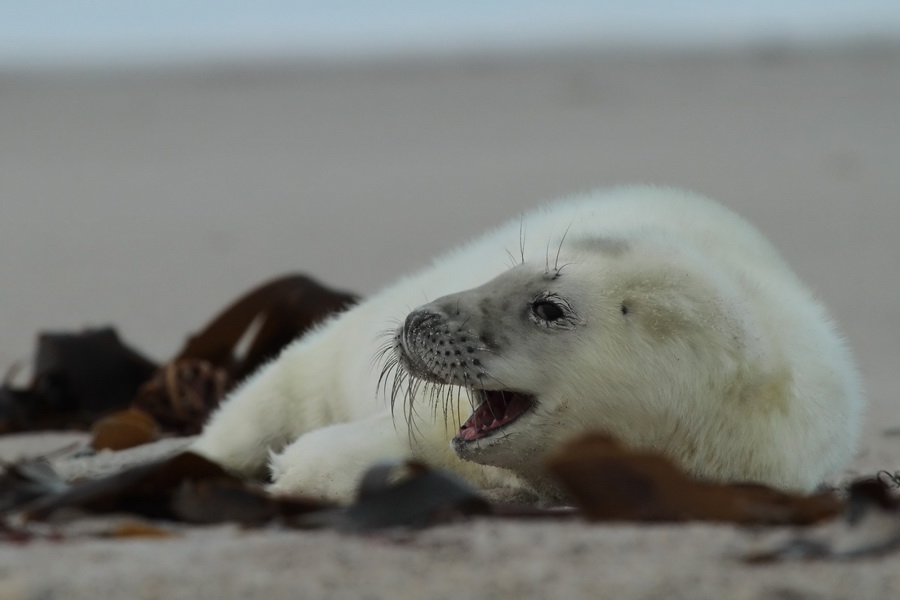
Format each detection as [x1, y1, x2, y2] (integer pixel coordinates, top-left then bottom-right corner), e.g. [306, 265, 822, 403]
[2, 1, 900, 67]
[1, 2, 898, 439]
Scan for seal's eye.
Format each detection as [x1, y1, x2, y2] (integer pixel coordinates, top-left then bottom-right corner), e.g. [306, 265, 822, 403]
[532, 300, 564, 322]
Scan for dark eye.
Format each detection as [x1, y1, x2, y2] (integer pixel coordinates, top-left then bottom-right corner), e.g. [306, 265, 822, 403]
[533, 300, 564, 322]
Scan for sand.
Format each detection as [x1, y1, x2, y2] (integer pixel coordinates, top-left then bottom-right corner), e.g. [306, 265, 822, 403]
[1, 44, 899, 598]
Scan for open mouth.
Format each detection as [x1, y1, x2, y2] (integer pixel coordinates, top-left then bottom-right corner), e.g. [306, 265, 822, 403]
[454, 390, 537, 443]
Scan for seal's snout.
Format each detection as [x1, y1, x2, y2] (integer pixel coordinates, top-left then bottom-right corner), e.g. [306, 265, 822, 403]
[400, 308, 444, 359]
[397, 308, 449, 382]
[403, 308, 442, 337]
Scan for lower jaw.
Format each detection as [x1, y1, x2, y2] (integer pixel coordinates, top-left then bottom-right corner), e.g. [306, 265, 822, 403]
[451, 433, 489, 458]
[451, 430, 514, 464]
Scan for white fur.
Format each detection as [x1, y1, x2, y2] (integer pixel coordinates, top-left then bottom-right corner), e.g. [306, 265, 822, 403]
[192, 186, 863, 503]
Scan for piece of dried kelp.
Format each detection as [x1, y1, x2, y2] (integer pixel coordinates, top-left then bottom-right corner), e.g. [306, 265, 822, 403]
[0, 380, 39, 435]
[107, 520, 176, 539]
[21, 452, 231, 520]
[0, 329, 158, 433]
[0, 457, 69, 513]
[132, 360, 229, 435]
[131, 274, 358, 436]
[20, 451, 328, 525]
[0, 275, 357, 436]
[323, 460, 491, 532]
[489, 504, 581, 520]
[12, 453, 486, 531]
[176, 274, 358, 381]
[4, 515, 178, 542]
[90, 408, 161, 451]
[32, 328, 160, 416]
[172, 479, 324, 525]
[546, 433, 843, 525]
[744, 478, 900, 562]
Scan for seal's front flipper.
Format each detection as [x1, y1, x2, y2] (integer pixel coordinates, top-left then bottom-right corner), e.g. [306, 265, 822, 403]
[267, 413, 410, 504]
[191, 340, 313, 480]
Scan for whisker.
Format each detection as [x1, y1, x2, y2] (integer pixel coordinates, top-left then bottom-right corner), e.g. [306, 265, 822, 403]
[519, 217, 526, 264]
[555, 261, 574, 275]
[504, 248, 519, 269]
[554, 219, 575, 273]
[545, 228, 553, 274]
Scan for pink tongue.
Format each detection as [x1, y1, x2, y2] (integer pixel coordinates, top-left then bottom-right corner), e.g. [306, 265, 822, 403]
[457, 392, 531, 442]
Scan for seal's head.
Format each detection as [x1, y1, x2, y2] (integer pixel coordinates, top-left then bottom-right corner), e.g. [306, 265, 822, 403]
[388, 234, 761, 485]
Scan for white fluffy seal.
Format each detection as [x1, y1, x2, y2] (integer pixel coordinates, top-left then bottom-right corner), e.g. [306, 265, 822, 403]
[192, 186, 863, 503]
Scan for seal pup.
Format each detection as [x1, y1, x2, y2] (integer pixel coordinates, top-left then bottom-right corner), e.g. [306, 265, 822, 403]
[192, 186, 863, 503]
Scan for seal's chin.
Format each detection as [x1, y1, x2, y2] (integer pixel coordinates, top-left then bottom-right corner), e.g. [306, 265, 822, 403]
[454, 390, 536, 443]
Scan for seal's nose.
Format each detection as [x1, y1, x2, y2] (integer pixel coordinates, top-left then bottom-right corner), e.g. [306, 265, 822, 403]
[403, 309, 442, 337]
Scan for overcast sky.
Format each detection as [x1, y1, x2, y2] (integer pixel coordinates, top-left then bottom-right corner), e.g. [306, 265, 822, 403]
[1, 0, 899, 67]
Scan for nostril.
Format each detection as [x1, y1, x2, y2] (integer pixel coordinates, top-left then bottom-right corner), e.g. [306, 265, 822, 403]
[403, 309, 442, 336]
[403, 311, 420, 335]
